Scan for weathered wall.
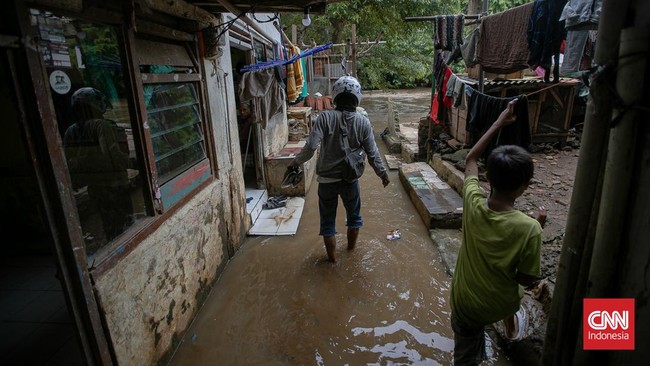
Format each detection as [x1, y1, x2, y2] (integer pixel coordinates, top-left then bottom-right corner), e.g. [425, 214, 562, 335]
[204, 53, 247, 252]
[93, 185, 228, 365]
[262, 106, 289, 157]
[92, 54, 248, 365]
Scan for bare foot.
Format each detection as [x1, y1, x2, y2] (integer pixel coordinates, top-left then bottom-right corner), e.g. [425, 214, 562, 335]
[324, 236, 336, 262]
[347, 228, 359, 250]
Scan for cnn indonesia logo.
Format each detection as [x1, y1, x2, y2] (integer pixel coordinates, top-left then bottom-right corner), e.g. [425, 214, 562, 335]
[583, 298, 635, 350]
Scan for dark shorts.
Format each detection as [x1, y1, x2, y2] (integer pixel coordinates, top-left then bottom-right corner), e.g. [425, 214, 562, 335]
[318, 180, 362, 237]
[451, 313, 486, 366]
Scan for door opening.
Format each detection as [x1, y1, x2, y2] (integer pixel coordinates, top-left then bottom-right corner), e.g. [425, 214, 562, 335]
[0, 50, 84, 365]
[231, 47, 261, 189]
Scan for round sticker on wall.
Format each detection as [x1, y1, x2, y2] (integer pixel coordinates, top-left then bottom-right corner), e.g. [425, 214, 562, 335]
[49, 70, 72, 95]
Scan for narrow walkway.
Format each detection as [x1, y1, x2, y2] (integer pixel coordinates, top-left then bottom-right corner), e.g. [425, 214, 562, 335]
[169, 90, 510, 365]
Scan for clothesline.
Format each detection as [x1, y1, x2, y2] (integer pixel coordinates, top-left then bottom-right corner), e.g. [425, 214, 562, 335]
[523, 81, 566, 97]
[404, 14, 480, 22]
[241, 42, 333, 72]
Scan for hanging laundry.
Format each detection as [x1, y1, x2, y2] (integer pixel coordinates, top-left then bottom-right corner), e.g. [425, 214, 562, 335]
[466, 92, 531, 159]
[441, 67, 454, 109]
[452, 76, 468, 109]
[560, 0, 601, 30]
[286, 46, 305, 103]
[477, 2, 534, 74]
[300, 56, 308, 99]
[239, 67, 286, 129]
[560, 30, 589, 75]
[433, 15, 464, 51]
[444, 72, 469, 109]
[461, 27, 480, 68]
[432, 65, 451, 123]
[559, 0, 600, 74]
[583, 31, 597, 61]
[446, 74, 458, 99]
[429, 54, 447, 124]
[429, 92, 441, 124]
[528, 0, 567, 83]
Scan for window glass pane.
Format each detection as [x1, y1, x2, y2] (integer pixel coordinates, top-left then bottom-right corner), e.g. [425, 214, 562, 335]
[32, 9, 149, 256]
[253, 40, 265, 63]
[143, 83, 207, 183]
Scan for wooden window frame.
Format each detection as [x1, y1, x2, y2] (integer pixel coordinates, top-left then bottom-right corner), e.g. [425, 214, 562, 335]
[23, 4, 220, 273]
[87, 29, 220, 271]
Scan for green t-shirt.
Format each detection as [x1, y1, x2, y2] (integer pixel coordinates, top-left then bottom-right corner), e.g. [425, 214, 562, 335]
[450, 176, 542, 328]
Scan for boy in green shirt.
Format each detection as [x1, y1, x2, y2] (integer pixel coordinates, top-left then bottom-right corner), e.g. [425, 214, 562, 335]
[450, 99, 546, 365]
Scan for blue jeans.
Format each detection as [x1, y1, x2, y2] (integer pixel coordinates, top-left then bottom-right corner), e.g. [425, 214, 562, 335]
[318, 180, 363, 237]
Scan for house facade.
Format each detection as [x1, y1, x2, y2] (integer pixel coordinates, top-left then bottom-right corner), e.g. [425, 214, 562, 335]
[0, 0, 329, 364]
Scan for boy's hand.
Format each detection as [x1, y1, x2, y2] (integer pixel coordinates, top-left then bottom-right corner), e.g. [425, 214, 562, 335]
[529, 206, 547, 228]
[495, 99, 518, 127]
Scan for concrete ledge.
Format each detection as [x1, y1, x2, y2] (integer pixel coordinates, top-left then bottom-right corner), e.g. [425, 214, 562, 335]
[429, 155, 466, 195]
[429, 228, 462, 276]
[265, 149, 317, 197]
[399, 162, 463, 229]
[402, 143, 419, 163]
[382, 133, 403, 153]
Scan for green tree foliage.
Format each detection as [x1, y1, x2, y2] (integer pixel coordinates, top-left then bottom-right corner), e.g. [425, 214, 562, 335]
[280, 0, 531, 90]
[489, 0, 530, 13]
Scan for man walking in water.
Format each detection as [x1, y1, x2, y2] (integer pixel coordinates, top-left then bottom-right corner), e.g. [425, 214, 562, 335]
[290, 76, 390, 262]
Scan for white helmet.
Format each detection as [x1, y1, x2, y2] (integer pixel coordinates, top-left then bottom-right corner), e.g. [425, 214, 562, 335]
[71, 87, 112, 113]
[332, 75, 362, 104]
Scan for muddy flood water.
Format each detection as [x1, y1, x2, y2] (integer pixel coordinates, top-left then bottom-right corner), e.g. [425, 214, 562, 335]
[170, 90, 512, 365]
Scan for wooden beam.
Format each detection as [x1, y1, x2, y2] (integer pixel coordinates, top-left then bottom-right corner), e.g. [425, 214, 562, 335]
[143, 0, 219, 27]
[141, 73, 202, 83]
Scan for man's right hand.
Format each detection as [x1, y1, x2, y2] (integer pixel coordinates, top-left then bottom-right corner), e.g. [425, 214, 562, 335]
[382, 177, 390, 188]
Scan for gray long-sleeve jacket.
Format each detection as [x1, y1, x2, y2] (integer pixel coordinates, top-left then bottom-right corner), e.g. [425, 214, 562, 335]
[293, 110, 388, 183]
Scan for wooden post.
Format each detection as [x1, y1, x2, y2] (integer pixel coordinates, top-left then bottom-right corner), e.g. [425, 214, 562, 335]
[427, 23, 438, 162]
[351, 24, 357, 77]
[478, 0, 488, 92]
[291, 24, 297, 45]
[541, 0, 632, 364]
[573, 24, 647, 365]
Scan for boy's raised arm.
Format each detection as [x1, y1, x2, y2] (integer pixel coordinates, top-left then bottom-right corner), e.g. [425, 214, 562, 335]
[464, 99, 519, 177]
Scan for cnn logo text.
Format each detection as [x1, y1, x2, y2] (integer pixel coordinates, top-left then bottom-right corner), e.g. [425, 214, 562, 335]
[583, 298, 634, 350]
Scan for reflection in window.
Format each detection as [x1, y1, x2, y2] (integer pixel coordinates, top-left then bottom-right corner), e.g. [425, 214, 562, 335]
[144, 83, 206, 183]
[32, 9, 148, 256]
[253, 40, 265, 63]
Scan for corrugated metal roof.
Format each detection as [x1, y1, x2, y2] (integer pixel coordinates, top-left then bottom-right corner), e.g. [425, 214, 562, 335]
[484, 78, 546, 86]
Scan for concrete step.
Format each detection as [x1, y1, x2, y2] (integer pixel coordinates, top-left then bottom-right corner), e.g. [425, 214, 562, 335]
[399, 162, 463, 229]
[245, 189, 268, 227]
[429, 154, 465, 195]
[429, 228, 463, 276]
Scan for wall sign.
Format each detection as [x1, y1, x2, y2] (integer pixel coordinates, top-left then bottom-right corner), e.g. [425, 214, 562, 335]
[49, 70, 71, 95]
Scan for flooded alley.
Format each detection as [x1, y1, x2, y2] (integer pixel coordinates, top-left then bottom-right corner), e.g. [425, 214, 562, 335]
[170, 91, 509, 365]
